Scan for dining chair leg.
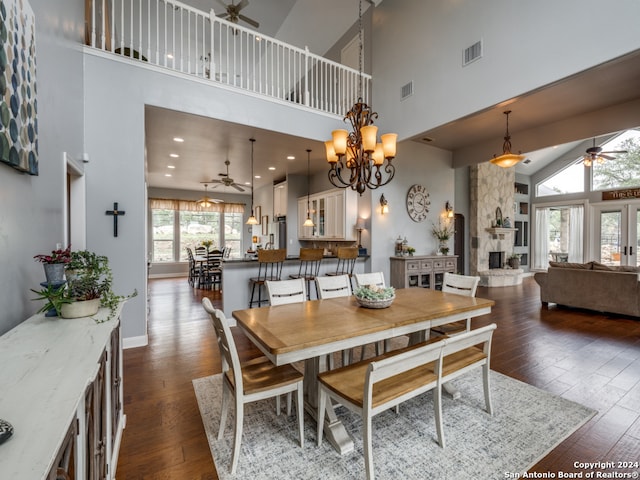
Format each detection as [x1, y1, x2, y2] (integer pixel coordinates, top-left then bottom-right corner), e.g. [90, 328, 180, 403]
[276, 395, 281, 416]
[483, 364, 493, 415]
[363, 412, 374, 480]
[316, 388, 327, 446]
[434, 385, 444, 448]
[218, 382, 230, 440]
[296, 382, 304, 447]
[286, 392, 292, 416]
[231, 396, 244, 474]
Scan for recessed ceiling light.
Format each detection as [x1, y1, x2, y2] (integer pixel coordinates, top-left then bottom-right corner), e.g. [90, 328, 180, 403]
[244, 182, 251, 185]
[165, 173, 172, 177]
[173, 137, 184, 142]
[167, 53, 174, 59]
[268, 166, 276, 171]
[255, 175, 261, 179]
[167, 165, 176, 169]
[287, 155, 295, 160]
[170, 153, 179, 158]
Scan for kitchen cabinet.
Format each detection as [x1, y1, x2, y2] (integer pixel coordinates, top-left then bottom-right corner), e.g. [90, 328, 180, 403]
[273, 181, 287, 218]
[298, 188, 357, 240]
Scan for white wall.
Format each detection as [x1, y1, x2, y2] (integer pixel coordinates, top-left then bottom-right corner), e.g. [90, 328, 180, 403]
[0, 0, 84, 335]
[372, 0, 640, 138]
[83, 53, 343, 341]
[370, 140, 453, 280]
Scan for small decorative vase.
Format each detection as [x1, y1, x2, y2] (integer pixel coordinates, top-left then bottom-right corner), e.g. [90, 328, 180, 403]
[438, 240, 447, 255]
[43, 263, 65, 284]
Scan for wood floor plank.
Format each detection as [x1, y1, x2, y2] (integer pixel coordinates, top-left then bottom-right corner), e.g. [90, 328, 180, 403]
[116, 276, 640, 479]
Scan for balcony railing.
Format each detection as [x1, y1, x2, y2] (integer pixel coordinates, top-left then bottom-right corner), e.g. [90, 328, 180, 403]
[85, 0, 371, 117]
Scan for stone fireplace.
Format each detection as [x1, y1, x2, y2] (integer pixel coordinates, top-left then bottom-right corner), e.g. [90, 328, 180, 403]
[469, 163, 522, 287]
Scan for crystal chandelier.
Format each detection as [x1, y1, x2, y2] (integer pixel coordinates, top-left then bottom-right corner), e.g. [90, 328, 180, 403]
[324, 0, 397, 195]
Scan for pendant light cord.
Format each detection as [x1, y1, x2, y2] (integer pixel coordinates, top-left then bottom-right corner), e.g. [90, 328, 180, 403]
[250, 138, 255, 214]
[306, 149, 311, 215]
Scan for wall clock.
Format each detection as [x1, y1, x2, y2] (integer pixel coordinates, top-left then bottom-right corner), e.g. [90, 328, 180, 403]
[406, 184, 430, 222]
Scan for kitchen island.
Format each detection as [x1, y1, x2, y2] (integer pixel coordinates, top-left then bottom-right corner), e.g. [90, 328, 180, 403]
[221, 254, 368, 318]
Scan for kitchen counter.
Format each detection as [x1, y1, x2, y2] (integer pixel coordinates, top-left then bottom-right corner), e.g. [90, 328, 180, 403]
[221, 254, 368, 319]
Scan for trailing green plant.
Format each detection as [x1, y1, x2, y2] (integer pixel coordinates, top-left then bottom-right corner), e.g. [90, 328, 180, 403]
[354, 284, 395, 300]
[33, 249, 137, 322]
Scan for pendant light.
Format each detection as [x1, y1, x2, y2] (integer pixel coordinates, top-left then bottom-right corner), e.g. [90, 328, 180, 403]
[246, 138, 259, 225]
[198, 184, 213, 208]
[490, 110, 525, 168]
[303, 149, 314, 227]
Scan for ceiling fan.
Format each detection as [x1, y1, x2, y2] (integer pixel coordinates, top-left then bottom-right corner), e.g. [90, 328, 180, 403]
[197, 184, 223, 206]
[215, 0, 260, 28]
[207, 159, 247, 192]
[582, 138, 628, 167]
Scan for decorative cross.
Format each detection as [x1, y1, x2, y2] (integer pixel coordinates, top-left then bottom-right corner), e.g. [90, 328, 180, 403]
[105, 202, 126, 237]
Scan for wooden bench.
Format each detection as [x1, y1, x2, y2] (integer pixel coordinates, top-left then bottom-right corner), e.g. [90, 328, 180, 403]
[317, 323, 497, 480]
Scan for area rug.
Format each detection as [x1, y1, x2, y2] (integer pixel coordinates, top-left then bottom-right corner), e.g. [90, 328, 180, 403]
[193, 370, 596, 479]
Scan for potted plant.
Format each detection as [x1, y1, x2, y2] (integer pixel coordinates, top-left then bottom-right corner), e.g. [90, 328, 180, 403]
[33, 245, 72, 284]
[431, 222, 455, 255]
[32, 249, 136, 321]
[508, 253, 521, 269]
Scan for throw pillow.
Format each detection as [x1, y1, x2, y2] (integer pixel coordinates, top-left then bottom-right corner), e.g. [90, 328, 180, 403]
[549, 261, 591, 269]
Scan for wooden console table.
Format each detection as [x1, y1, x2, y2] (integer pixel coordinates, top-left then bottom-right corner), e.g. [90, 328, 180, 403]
[0, 306, 125, 479]
[390, 255, 458, 290]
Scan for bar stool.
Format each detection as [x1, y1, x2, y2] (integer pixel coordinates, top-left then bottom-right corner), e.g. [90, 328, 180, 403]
[289, 248, 323, 299]
[327, 247, 358, 280]
[249, 249, 286, 308]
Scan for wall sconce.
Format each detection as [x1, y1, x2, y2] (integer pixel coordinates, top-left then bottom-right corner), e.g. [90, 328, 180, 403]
[380, 194, 389, 215]
[252, 235, 258, 244]
[445, 201, 454, 218]
[355, 217, 366, 247]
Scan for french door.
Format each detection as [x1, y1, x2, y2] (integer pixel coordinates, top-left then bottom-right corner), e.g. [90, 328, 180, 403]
[593, 202, 640, 267]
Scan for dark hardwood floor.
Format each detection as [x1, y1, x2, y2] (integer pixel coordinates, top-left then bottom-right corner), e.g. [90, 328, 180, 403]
[116, 276, 640, 479]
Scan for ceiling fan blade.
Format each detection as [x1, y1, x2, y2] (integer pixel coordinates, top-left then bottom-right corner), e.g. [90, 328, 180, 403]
[209, 179, 224, 184]
[214, 0, 230, 9]
[237, 0, 250, 10]
[231, 183, 245, 192]
[602, 150, 628, 154]
[218, 172, 229, 177]
[238, 14, 259, 28]
[217, 12, 230, 18]
[600, 154, 616, 160]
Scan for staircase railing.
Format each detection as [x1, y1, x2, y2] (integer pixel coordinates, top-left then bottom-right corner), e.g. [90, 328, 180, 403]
[85, 0, 371, 117]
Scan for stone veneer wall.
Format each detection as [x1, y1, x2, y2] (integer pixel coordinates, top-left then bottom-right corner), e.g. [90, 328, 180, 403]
[469, 163, 516, 276]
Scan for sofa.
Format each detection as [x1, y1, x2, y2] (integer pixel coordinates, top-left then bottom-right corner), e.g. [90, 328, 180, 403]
[534, 261, 640, 317]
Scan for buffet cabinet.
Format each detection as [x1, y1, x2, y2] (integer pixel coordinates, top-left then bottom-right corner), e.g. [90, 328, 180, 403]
[0, 307, 125, 479]
[390, 255, 458, 290]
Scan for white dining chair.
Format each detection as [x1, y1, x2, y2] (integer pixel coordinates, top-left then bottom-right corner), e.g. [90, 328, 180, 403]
[315, 274, 352, 299]
[316, 275, 354, 366]
[431, 273, 481, 336]
[265, 278, 307, 306]
[353, 271, 386, 289]
[202, 298, 304, 474]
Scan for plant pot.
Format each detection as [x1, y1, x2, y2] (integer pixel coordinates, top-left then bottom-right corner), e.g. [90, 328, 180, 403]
[60, 298, 101, 319]
[509, 258, 520, 269]
[43, 263, 65, 284]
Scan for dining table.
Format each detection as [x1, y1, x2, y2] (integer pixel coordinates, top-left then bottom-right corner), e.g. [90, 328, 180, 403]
[232, 287, 494, 454]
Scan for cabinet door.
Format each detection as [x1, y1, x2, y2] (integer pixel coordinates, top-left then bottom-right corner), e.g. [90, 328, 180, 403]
[317, 196, 326, 237]
[273, 182, 287, 218]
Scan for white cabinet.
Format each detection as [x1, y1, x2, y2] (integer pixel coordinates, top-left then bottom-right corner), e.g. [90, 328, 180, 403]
[298, 188, 357, 240]
[273, 181, 287, 218]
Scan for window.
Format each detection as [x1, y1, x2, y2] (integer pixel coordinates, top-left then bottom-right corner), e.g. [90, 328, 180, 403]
[536, 162, 585, 197]
[150, 198, 245, 262]
[152, 209, 175, 262]
[533, 204, 584, 269]
[592, 130, 640, 191]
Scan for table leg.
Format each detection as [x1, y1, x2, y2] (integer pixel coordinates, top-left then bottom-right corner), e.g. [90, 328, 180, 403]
[303, 356, 354, 455]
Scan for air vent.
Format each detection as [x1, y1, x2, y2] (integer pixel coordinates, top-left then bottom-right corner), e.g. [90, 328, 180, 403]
[463, 40, 482, 66]
[401, 81, 413, 100]
[523, 158, 531, 164]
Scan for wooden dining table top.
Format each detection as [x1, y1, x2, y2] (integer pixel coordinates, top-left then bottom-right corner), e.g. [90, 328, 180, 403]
[233, 288, 494, 365]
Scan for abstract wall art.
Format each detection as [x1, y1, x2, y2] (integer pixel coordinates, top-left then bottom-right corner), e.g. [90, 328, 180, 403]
[0, 0, 38, 175]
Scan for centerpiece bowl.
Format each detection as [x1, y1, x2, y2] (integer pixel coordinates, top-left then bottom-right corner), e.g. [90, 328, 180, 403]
[354, 284, 396, 309]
